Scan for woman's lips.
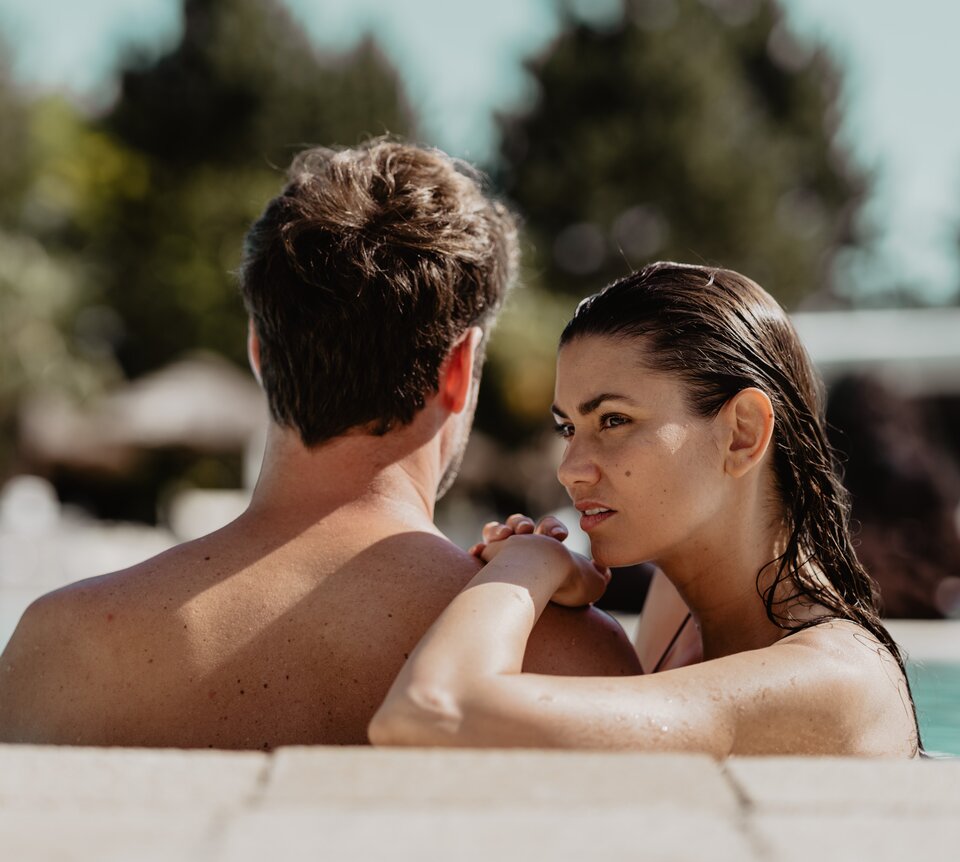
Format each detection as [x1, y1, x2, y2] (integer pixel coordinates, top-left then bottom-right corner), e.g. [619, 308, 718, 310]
[579, 508, 616, 532]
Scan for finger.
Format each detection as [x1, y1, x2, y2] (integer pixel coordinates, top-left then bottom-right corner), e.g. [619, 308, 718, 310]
[505, 513, 536, 534]
[468, 542, 487, 558]
[534, 515, 569, 541]
[482, 521, 514, 543]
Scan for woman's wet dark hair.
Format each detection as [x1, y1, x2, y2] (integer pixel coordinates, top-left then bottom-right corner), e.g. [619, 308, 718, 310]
[561, 261, 918, 747]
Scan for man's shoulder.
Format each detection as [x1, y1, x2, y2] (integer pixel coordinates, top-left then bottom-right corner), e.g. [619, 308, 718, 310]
[5, 574, 112, 654]
[0, 546, 196, 744]
[527, 603, 642, 676]
[375, 529, 481, 575]
[11, 546, 188, 641]
[0, 579, 104, 742]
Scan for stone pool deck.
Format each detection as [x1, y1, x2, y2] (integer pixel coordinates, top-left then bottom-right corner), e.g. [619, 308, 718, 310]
[2, 744, 959, 861]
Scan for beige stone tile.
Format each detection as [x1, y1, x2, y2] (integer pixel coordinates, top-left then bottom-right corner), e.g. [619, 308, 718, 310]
[0, 744, 268, 809]
[219, 808, 758, 862]
[727, 757, 960, 814]
[0, 811, 215, 862]
[751, 813, 960, 862]
[265, 747, 739, 814]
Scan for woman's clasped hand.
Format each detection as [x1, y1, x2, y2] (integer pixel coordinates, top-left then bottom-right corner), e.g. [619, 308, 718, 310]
[468, 514, 611, 609]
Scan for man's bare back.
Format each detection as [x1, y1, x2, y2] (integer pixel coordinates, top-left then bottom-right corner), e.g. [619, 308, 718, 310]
[0, 491, 638, 748]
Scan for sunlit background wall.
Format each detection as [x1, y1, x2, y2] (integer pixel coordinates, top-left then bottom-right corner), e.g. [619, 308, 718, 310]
[1, 0, 959, 643]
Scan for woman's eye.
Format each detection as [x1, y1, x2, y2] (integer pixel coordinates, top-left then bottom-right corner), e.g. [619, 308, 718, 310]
[600, 414, 629, 430]
[552, 422, 574, 439]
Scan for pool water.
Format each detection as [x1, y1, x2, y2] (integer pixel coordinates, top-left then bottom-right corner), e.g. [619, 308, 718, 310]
[908, 661, 960, 757]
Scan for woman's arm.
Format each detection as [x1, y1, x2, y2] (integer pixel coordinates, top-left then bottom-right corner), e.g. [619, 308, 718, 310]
[369, 523, 914, 756]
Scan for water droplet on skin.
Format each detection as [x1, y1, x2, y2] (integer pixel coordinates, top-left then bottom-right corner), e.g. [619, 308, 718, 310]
[660, 725, 670, 732]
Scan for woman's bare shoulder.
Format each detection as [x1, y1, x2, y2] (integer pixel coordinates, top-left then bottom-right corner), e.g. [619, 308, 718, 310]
[764, 619, 919, 757]
[776, 617, 904, 672]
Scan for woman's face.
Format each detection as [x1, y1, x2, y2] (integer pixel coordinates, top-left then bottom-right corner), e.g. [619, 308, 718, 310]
[553, 334, 728, 568]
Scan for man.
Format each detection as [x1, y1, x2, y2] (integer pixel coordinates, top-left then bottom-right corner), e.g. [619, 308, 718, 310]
[0, 140, 640, 748]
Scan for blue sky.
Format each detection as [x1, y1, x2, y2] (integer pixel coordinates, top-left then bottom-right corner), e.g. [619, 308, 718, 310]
[1, 0, 958, 303]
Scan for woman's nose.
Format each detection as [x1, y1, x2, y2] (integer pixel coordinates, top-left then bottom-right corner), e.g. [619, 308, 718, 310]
[557, 439, 600, 488]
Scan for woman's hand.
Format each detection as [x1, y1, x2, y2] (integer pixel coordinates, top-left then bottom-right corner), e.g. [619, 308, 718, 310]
[469, 513, 611, 608]
[468, 512, 567, 557]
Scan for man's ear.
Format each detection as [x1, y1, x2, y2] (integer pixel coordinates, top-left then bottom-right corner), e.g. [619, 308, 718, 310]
[718, 387, 775, 478]
[439, 327, 482, 414]
[247, 320, 263, 387]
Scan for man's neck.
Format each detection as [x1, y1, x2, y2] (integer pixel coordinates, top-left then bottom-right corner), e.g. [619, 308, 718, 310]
[246, 420, 444, 531]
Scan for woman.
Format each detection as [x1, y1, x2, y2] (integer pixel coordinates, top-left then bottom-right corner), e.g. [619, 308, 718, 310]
[369, 262, 919, 757]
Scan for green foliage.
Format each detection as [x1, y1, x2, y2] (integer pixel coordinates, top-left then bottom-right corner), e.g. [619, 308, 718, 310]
[0, 230, 118, 407]
[0, 44, 30, 227]
[0, 90, 124, 477]
[476, 279, 580, 444]
[496, 0, 868, 308]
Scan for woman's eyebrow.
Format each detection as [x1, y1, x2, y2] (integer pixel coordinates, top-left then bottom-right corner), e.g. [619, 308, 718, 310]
[552, 393, 634, 418]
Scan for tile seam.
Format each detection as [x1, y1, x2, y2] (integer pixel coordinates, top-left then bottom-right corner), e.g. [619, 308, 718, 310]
[721, 761, 772, 862]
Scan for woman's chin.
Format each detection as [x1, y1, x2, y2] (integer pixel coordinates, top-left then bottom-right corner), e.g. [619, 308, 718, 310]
[590, 542, 631, 569]
[589, 543, 639, 570]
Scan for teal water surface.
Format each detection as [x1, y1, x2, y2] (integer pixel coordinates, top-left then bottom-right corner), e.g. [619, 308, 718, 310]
[908, 661, 960, 757]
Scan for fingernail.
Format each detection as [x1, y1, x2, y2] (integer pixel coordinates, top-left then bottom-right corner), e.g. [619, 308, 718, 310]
[550, 526, 566, 537]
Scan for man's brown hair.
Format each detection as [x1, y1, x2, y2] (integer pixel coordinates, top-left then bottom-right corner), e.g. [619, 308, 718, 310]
[240, 140, 519, 445]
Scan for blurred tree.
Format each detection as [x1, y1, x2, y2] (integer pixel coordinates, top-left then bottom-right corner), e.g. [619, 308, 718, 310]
[0, 42, 123, 480]
[89, 0, 416, 377]
[498, 0, 867, 303]
[0, 41, 30, 228]
[481, 0, 870, 442]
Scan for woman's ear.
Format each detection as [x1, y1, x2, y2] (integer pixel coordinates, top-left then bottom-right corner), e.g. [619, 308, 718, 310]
[439, 327, 482, 414]
[247, 320, 263, 387]
[719, 387, 775, 478]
